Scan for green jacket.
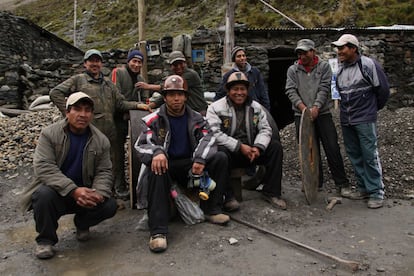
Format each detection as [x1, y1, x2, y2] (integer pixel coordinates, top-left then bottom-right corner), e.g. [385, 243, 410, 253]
[50, 72, 140, 141]
[110, 66, 149, 102]
[20, 119, 113, 212]
[182, 68, 208, 113]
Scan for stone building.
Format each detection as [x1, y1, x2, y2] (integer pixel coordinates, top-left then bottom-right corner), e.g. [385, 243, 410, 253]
[1, 11, 413, 129]
[191, 26, 414, 128]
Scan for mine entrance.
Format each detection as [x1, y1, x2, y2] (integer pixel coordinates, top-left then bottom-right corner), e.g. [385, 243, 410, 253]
[267, 46, 296, 130]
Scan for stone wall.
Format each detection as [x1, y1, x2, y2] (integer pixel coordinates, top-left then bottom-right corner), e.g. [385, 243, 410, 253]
[193, 28, 414, 108]
[1, 10, 413, 110]
[0, 11, 83, 108]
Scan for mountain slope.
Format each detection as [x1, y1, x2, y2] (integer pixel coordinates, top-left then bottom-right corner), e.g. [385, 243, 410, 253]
[6, 0, 414, 50]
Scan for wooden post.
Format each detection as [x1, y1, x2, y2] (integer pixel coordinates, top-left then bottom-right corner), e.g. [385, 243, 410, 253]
[224, 0, 235, 64]
[73, 0, 77, 47]
[137, 0, 148, 82]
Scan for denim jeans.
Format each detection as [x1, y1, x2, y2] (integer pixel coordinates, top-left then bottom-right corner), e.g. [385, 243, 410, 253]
[341, 122, 384, 199]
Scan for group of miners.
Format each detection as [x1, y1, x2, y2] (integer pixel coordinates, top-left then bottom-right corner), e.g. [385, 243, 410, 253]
[20, 33, 388, 258]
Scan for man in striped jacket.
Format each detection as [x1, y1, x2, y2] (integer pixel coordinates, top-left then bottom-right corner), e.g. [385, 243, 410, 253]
[135, 75, 229, 253]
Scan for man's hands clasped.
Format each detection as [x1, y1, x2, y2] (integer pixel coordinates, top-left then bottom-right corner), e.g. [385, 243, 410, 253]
[240, 144, 260, 162]
[72, 187, 104, 208]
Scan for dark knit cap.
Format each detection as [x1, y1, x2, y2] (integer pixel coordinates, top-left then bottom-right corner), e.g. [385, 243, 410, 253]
[127, 50, 144, 63]
[231, 46, 245, 62]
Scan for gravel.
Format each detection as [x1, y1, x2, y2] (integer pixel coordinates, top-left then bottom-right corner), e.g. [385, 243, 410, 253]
[1, 106, 413, 199]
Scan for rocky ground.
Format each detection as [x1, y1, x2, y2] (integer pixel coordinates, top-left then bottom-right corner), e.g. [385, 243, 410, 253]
[0, 105, 413, 275]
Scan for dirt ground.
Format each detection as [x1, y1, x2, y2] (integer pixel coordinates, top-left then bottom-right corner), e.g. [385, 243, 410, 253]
[1, 107, 414, 275]
[1, 166, 413, 275]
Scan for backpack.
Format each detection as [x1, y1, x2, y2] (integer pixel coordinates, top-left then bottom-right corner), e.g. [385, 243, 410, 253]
[357, 57, 390, 110]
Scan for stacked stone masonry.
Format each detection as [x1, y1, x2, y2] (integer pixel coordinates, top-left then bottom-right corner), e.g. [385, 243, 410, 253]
[1, 11, 413, 109]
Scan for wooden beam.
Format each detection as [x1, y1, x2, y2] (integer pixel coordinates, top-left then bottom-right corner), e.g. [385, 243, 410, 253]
[224, 0, 235, 64]
[137, 0, 148, 82]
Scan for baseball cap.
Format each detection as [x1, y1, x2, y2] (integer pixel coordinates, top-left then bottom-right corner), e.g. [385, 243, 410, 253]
[66, 92, 94, 109]
[84, 49, 103, 61]
[295, 39, 315, 53]
[332, 34, 359, 47]
[168, 51, 186, 64]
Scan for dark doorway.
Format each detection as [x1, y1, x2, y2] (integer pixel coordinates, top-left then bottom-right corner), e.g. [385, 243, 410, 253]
[267, 46, 296, 130]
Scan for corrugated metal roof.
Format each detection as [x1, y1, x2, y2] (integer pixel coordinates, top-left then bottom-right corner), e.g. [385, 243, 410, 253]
[242, 25, 414, 32]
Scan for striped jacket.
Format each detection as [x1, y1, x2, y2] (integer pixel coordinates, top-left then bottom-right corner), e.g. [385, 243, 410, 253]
[134, 104, 217, 166]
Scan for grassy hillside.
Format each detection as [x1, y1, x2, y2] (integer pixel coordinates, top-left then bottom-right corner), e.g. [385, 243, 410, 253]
[12, 0, 414, 51]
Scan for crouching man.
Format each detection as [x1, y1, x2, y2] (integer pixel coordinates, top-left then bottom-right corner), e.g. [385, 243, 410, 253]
[206, 72, 286, 211]
[21, 92, 117, 259]
[135, 75, 229, 253]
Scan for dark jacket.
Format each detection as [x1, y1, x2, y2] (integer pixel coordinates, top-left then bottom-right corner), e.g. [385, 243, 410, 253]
[135, 104, 217, 166]
[134, 104, 217, 209]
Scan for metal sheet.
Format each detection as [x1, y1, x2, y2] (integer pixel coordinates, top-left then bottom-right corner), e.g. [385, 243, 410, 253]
[299, 108, 319, 205]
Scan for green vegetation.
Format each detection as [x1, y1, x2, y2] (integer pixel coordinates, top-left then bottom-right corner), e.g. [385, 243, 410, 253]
[13, 0, 413, 51]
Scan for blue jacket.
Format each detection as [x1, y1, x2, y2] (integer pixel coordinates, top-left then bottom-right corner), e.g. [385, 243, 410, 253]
[214, 63, 271, 111]
[336, 55, 381, 125]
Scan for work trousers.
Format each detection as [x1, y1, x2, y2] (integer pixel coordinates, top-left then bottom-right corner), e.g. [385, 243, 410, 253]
[295, 113, 349, 188]
[219, 140, 283, 198]
[31, 185, 117, 245]
[342, 122, 384, 199]
[147, 152, 228, 236]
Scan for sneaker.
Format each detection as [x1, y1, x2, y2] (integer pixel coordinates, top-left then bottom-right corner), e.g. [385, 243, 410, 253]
[205, 213, 230, 225]
[367, 198, 384, 209]
[149, 234, 167, 253]
[35, 244, 54, 259]
[76, 228, 90, 242]
[262, 194, 287, 210]
[340, 187, 369, 200]
[224, 198, 240, 212]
